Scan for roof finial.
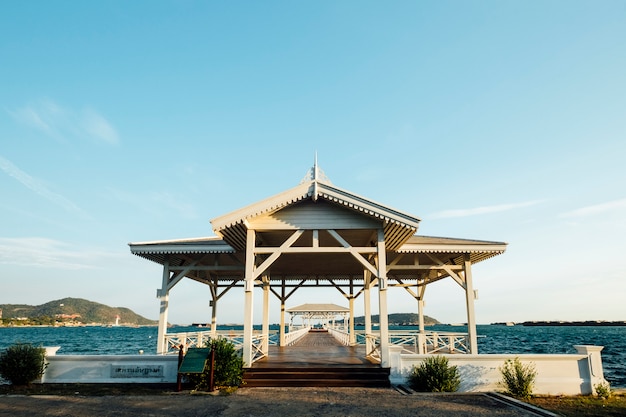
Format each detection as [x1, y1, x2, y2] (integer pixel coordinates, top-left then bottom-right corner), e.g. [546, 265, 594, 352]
[301, 152, 331, 184]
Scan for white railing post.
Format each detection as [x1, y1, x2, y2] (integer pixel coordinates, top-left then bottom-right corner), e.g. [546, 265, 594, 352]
[574, 345, 607, 394]
[417, 333, 426, 354]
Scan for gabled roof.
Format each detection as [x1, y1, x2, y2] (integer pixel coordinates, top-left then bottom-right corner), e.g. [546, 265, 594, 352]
[210, 175, 421, 251]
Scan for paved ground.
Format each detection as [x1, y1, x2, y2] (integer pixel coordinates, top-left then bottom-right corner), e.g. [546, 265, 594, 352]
[0, 387, 554, 417]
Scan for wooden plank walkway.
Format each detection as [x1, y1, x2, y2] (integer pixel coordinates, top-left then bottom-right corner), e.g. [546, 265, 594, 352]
[252, 331, 378, 368]
[244, 331, 389, 387]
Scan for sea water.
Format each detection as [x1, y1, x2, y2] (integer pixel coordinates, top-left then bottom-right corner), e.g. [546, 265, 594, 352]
[1, 324, 624, 388]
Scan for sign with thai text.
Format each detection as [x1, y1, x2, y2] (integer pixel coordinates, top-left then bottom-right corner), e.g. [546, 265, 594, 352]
[111, 364, 164, 378]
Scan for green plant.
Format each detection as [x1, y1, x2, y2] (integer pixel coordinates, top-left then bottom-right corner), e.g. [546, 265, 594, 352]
[499, 357, 537, 399]
[0, 343, 47, 385]
[594, 382, 611, 399]
[407, 355, 460, 392]
[188, 338, 244, 390]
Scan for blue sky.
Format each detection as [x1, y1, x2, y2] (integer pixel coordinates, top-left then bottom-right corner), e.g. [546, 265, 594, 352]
[1, 1, 625, 325]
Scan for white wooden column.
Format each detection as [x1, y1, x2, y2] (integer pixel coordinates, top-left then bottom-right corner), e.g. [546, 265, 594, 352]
[262, 276, 270, 354]
[464, 255, 478, 354]
[243, 229, 256, 366]
[348, 296, 356, 346]
[209, 279, 218, 337]
[417, 284, 426, 354]
[417, 284, 426, 334]
[377, 229, 390, 367]
[363, 270, 372, 354]
[210, 298, 218, 337]
[279, 296, 286, 346]
[156, 261, 170, 354]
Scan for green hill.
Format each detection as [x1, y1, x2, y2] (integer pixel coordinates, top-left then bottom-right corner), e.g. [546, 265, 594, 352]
[0, 298, 156, 326]
[351, 313, 439, 326]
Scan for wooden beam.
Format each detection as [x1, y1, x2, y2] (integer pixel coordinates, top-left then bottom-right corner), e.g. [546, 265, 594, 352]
[168, 265, 245, 272]
[253, 246, 378, 254]
[327, 229, 378, 276]
[253, 230, 304, 279]
[387, 264, 464, 271]
[425, 253, 466, 288]
[167, 260, 199, 290]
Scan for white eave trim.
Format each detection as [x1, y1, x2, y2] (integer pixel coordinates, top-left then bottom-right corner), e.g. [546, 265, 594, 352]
[128, 237, 235, 254]
[211, 182, 312, 233]
[316, 182, 421, 229]
[130, 244, 235, 254]
[397, 243, 507, 253]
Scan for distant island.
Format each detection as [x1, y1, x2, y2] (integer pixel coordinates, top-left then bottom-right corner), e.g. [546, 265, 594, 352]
[351, 313, 440, 326]
[0, 297, 156, 327]
[521, 320, 626, 327]
[491, 320, 626, 327]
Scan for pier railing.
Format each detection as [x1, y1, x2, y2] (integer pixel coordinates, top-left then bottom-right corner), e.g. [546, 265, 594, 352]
[284, 327, 311, 346]
[165, 329, 330, 363]
[389, 331, 470, 354]
[165, 330, 215, 353]
[163, 329, 471, 364]
[327, 328, 350, 346]
[163, 330, 277, 363]
[358, 330, 471, 361]
[365, 333, 381, 362]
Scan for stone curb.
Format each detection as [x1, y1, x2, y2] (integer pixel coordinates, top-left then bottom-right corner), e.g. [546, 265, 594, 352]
[485, 392, 559, 417]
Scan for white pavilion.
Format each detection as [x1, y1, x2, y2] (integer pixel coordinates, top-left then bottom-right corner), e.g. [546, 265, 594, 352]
[129, 162, 507, 367]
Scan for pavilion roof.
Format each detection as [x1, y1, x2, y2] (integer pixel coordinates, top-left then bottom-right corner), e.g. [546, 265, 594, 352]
[399, 235, 507, 264]
[210, 176, 421, 251]
[129, 163, 506, 280]
[128, 234, 507, 271]
[129, 236, 234, 265]
[287, 303, 350, 313]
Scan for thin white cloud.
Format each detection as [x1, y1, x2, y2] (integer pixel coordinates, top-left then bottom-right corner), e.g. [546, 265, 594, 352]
[150, 191, 198, 219]
[430, 200, 541, 219]
[8, 99, 119, 145]
[107, 187, 198, 220]
[0, 237, 94, 270]
[10, 105, 54, 134]
[81, 108, 119, 145]
[0, 154, 86, 216]
[559, 198, 626, 218]
[0, 237, 130, 270]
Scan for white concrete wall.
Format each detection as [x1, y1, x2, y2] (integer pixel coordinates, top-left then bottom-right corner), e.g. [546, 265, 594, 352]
[390, 345, 607, 396]
[42, 355, 179, 384]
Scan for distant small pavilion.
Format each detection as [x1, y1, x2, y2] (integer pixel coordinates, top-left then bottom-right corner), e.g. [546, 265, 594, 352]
[287, 303, 350, 331]
[129, 160, 507, 366]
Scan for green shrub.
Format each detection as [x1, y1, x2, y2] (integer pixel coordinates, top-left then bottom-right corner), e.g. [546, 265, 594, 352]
[0, 343, 47, 385]
[499, 357, 537, 399]
[188, 338, 244, 390]
[594, 382, 611, 399]
[408, 355, 460, 392]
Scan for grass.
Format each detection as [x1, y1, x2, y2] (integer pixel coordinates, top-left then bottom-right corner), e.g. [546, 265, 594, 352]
[2, 383, 626, 416]
[528, 392, 626, 417]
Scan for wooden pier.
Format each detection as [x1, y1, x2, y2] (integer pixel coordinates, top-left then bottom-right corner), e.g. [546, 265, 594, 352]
[243, 330, 390, 387]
